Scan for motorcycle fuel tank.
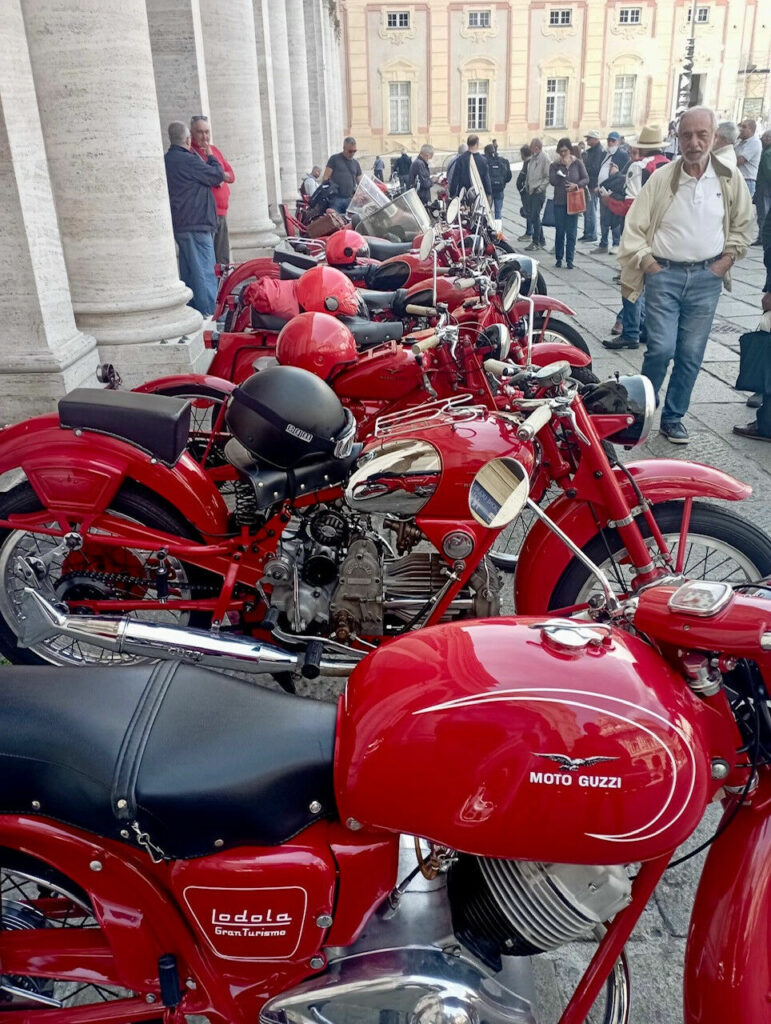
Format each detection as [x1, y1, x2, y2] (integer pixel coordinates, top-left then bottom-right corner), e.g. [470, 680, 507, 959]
[345, 438, 441, 515]
[335, 618, 736, 864]
[333, 341, 423, 402]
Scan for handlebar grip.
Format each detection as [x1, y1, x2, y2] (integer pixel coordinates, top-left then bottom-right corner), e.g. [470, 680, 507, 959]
[412, 335, 441, 355]
[454, 277, 476, 290]
[483, 359, 513, 378]
[516, 404, 553, 441]
[405, 304, 438, 316]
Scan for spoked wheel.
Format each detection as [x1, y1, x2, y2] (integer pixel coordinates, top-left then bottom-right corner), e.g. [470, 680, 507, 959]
[143, 385, 232, 472]
[533, 315, 591, 358]
[0, 855, 137, 1014]
[0, 482, 210, 666]
[547, 501, 771, 610]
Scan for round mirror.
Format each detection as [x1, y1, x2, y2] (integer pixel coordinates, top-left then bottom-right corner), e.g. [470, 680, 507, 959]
[419, 230, 433, 262]
[469, 457, 530, 529]
[502, 271, 521, 311]
[446, 197, 460, 224]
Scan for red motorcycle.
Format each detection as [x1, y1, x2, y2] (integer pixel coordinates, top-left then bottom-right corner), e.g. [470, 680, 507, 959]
[2, 498, 770, 1023]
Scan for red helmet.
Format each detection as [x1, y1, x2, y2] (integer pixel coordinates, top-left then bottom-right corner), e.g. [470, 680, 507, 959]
[326, 229, 369, 266]
[295, 265, 360, 317]
[276, 312, 357, 382]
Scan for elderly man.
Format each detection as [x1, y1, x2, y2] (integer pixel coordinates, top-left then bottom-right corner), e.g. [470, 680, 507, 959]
[322, 137, 362, 214]
[408, 145, 435, 205]
[448, 134, 492, 202]
[712, 121, 739, 168]
[580, 130, 605, 242]
[735, 118, 762, 196]
[524, 138, 549, 251]
[301, 166, 322, 198]
[618, 107, 755, 444]
[164, 120, 224, 317]
[190, 115, 234, 265]
[592, 132, 631, 255]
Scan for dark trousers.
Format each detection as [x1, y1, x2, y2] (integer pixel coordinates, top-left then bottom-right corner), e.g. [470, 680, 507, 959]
[525, 192, 546, 245]
[553, 204, 579, 263]
[582, 192, 598, 239]
[213, 215, 230, 265]
[600, 204, 622, 247]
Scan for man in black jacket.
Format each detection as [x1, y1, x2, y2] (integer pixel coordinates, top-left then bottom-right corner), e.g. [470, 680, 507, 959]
[580, 130, 605, 241]
[449, 134, 492, 203]
[485, 144, 512, 218]
[164, 121, 224, 316]
[408, 145, 435, 204]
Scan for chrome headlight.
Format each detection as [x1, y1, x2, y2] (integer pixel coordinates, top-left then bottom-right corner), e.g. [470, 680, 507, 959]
[582, 374, 655, 448]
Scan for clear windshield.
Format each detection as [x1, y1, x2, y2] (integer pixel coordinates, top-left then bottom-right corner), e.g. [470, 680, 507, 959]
[356, 189, 432, 242]
[346, 174, 390, 222]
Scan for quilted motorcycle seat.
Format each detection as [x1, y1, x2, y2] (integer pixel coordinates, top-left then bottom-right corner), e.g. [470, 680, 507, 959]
[0, 663, 337, 859]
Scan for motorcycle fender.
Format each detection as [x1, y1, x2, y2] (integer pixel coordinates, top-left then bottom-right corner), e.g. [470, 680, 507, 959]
[0, 418, 229, 538]
[529, 341, 591, 368]
[514, 459, 751, 614]
[683, 770, 771, 1024]
[511, 295, 576, 319]
[133, 374, 236, 396]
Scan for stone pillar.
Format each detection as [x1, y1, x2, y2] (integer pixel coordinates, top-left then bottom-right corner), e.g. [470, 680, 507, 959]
[253, 0, 283, 226]
[285, 0, 314, 177]
[145, 0, 210, 130]
[304, 0, 330, 166]
[199, 0, 279, 257]
[319, 10, 339, 151]
[0, 0, 99, 419]
[21, 0, 207, 384]
[267, 0, 299, 204]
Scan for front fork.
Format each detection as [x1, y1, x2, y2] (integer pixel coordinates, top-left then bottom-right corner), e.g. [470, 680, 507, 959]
[683, 765, 771, 1024]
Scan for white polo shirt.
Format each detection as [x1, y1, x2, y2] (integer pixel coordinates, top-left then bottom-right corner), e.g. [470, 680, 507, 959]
[651, 161, 725, 262]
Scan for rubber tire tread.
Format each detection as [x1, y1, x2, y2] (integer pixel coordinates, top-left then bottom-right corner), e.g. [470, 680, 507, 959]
[533, 315, 591, 357]
[548, 501, 771, 611]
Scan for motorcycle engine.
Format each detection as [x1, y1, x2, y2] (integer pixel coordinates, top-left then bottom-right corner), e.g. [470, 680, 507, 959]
[447, 854, 631, 969]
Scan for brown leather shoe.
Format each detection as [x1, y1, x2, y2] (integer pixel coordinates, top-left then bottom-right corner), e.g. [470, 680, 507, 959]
[610, 318, 623, 335]
[732, 422, 771, 442]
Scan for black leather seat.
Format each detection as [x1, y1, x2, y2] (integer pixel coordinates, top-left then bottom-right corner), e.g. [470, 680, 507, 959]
[251, 311, 291, 332]
[340, 316, 404, 347]
[365, 239, 413, 261]
[59, 389, 192, 466]
[277, 262, 307, 281]
[364, 261, 411, 291]
[358, 288, 408, 316]
[225, 438, 362, 510]
[0, 664, 337, 860]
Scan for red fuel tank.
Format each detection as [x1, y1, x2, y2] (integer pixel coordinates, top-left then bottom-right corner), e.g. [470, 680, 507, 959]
[333, 341, 422, 402]
[335, 619, 736, 864]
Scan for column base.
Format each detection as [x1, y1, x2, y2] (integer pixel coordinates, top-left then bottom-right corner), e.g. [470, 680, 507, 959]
[230, 226, 281, 259]
[73, 282, 203, 346]
[97, 329, 213, 389]
[0, 339, 101, 421]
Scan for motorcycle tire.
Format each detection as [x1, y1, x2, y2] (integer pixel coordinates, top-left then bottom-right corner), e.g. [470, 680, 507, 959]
[0, 481, 211, 668]
[533, 315, 591, 358]
[547, 500, 771, 610]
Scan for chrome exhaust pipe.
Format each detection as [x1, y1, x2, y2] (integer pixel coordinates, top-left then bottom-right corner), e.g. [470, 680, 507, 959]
[19, 589, 361, 678]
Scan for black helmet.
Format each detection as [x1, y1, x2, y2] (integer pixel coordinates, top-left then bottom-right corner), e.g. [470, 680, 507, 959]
[225, 366, 356, 469]
[498, 254, 538, 298]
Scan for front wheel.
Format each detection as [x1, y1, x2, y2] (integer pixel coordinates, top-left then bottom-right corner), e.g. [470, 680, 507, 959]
[547, 501, 771, 610]
[533, 315, 591, 358]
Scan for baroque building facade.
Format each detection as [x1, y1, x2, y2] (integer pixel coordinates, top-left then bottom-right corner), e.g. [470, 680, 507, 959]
[0, 0, 344, 417]
[340, 0, 770, 161]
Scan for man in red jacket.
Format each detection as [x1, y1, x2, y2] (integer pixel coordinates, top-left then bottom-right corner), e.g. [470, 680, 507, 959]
[190, 115, 235, 265]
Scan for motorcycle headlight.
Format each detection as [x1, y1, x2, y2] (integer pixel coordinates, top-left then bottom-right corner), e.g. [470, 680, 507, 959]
[582, 374, 655, 448]
[479, 323, 512, 361]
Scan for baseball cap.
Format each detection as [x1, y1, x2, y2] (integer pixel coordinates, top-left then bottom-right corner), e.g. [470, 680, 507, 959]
[584, 130, 601, 140]
[607, 131, 621, 141]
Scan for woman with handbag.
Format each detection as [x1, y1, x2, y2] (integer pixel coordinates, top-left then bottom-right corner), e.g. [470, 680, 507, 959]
[549, 138, 588, 268]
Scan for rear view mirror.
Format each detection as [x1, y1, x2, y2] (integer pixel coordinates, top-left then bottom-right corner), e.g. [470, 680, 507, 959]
[446, 197, 460, 224]
[419, 230, 433, 262]
[469, 458, 530, 529]
[502, 271, 521, 312]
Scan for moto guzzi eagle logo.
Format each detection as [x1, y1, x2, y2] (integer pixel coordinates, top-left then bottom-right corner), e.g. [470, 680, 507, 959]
[535, 753, 619, 771]
[530, 753, 622, 789]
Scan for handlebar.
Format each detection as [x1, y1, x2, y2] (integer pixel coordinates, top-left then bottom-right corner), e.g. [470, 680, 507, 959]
[412, 334, 442, 355]
[516, 404, 553, 441]
[484, 359, 517, 379]
[454, 277, 477, 290]
[405, 304, 438, 317]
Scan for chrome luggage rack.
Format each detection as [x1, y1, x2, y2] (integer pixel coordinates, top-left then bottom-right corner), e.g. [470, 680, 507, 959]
[374, 394, 486, 438]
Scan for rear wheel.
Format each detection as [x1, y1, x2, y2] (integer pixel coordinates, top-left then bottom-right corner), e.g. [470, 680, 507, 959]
[533, 315, 590, 358]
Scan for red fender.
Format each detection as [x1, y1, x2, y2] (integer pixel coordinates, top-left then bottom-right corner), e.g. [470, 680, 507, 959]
[0, 416, 230, 539]
[683, 768, 771, 1024]
[213, 257, 279, 319]
[529, 342, 591, 368]
[510, 295, 576, 319]
[133, 373, 236, 397]
[514, 459, 751, 614]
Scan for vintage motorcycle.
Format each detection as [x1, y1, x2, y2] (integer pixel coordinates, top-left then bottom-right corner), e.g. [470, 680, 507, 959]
[1, 461, 770, 1023]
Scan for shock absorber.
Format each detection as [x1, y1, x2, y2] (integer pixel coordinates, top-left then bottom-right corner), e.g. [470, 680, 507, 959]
[233, 479, 260, 528]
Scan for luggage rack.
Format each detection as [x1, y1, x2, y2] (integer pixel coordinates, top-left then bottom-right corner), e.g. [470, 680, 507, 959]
[374, 394, 485, 438]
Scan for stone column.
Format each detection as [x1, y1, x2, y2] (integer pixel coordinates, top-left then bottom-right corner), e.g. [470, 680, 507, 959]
[285, 0, 314, 177]
[253, 0, 283, 226]
[0, 0, 98, 419]
[303, 0, 330, 166]
[145, 0, 210, 130]
[199, 0, 279, 257]
[319, 10, 339, 151]
[266, 0, 299, 204]
[21, 0, 207, 384]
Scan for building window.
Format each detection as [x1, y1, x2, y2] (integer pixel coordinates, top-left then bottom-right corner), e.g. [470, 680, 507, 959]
[389, 82, 411, 133]
[467, 79, 489, 131]
[548, 9, 572, 26]
[386, 11, 410, 29]
[612, 75, 636, 125]
[545, 77, 568, 128]
[468, 10, 491, 28]
[687, 6, 709, 22]
[618, 8, 641, 24]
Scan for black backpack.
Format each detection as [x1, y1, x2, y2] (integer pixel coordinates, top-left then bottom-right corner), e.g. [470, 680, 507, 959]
[488, 157, 510, 194]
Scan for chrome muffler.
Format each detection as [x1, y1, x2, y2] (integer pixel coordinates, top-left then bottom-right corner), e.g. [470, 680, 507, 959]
[18, 589, 361, 678]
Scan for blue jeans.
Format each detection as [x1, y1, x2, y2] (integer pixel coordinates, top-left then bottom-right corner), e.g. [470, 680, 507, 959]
[330, 195, 351, 214]
[492, 192, 504, 219]
[744, 178, 756, 198]
[582, 192, 598, 239]
[553, 205, 579, 263]
[600, 204, 621, 247]
[641, 264, 723, 423]
[621, 293, 645, 342]
[176, 230, 217, 316]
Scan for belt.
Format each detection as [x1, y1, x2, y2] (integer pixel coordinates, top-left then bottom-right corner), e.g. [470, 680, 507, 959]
[652, 255, 721, 269]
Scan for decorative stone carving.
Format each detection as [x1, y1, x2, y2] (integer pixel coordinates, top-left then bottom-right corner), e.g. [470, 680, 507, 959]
[378, 11, 416, 45]
[610, 22, 647, 40]
[541, 22, 578, 40]
[459, 6, 498, 42]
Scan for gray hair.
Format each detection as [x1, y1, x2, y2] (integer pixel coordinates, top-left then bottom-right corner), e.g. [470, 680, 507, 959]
[420, 144, 434, 160]
[715, 121, 739, 145]
[457, 144, 467, 154]
[168, 121, 189, 146]
[190, 114, 209, 128]
[343, 136, 356, 147]
[679, 106, 718, 133]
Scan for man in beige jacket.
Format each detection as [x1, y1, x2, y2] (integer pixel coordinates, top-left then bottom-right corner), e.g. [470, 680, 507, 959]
[618, 107, 755, 444]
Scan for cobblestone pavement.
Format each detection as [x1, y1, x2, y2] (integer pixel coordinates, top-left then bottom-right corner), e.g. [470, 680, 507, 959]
[498, 191, 768, 1023]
